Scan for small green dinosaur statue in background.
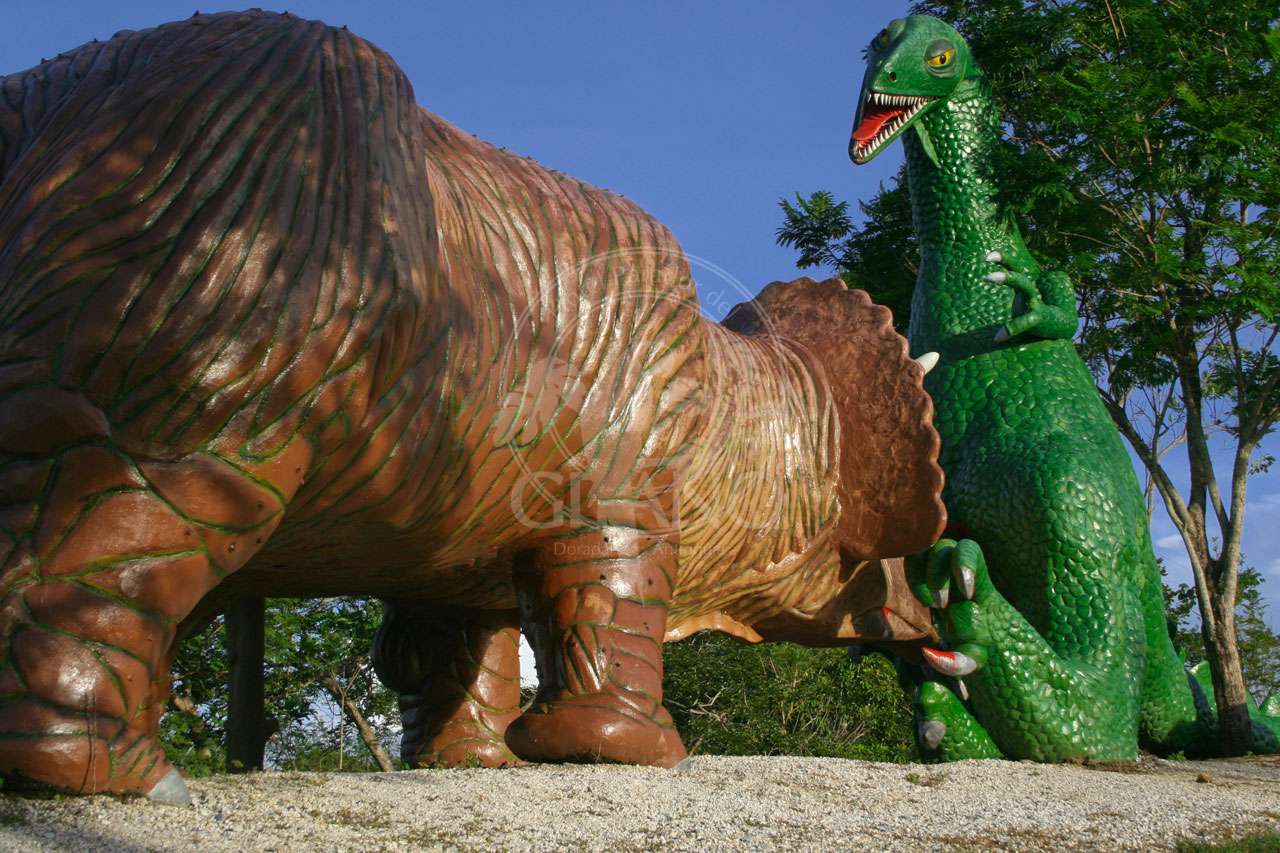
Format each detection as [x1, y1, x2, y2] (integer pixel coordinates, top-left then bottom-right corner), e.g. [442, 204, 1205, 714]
[849, 15, 1280, 761]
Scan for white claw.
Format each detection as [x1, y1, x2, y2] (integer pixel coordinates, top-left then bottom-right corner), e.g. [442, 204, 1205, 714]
[950, 652, 979, 677]
[994, 325, 1011, 343]
[985, 250, 1003, 264]
[920, 719, 947, 751]
[933, 584, 950, 610]
[956, 565, 975, 600]
[957, 679, 970, 701]
[148, 768, 192, 806]
[922, 647, 979, 677]
[984, 271, 1008, 284]
[915, 351, 940, 375]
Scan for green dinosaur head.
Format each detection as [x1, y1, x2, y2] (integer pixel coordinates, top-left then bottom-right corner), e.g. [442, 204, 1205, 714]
[849, 16, 977, 165]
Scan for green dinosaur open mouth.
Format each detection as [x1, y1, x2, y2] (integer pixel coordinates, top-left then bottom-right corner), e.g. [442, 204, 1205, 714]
[851, 91, 934, 162]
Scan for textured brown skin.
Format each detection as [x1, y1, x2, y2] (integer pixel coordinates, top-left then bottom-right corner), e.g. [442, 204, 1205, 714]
[0, 11, 944, 794]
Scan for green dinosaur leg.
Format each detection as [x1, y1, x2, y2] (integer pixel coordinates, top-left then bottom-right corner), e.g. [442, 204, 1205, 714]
[910, 536, 1144, 762]
[915, 680, 1002, 761]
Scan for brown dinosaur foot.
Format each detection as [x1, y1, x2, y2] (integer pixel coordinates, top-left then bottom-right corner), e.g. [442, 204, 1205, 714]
[506, 691, 687, 767]
[373, 606, 526, 769]
[0, 705, 183, 801]
[511, 527, 687, 768]
[400, 707, 528, 768]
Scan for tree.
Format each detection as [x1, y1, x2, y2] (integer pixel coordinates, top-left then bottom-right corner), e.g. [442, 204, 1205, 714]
[161, 597, 398, 773]
[779, 0, 1280, 753]
[776, 171, 917, 334]
[264, 598, 398, 772]
[1166, 564, 1280, 708]
[161, 618, 231, 777]
[662, 633, 917, 762]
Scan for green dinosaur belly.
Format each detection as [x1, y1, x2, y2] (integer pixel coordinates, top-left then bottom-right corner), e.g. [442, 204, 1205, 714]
[927, 340, 1151, 654]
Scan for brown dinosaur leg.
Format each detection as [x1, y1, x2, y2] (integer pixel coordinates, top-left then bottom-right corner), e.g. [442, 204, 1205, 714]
[373, 605, 525, 768]
[0, 436, 301, 800]
[505, 528, 686, 767]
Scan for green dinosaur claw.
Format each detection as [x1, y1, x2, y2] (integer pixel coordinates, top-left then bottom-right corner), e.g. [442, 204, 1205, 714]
[992, 268, 1040, 300]
[1003, 311, 1046, 339]
[928, 543, 954, 608]
[916, 680, 1003, 761]
[920, 718, 947, 750]
[907, 539, 957, 608]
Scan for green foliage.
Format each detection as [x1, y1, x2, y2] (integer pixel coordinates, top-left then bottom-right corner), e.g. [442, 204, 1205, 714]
[776, 170, 917, 334]
[262, 597, 398, 769]
[161, 618, 229, 777]
[1177, 832, 1280, 853]
[662, 633, 917, 762]
[160, 597, 397, 773]
[279, 741, 393, 773]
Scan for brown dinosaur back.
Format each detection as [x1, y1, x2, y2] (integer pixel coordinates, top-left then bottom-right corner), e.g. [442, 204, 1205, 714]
[0, 11, 436, 464]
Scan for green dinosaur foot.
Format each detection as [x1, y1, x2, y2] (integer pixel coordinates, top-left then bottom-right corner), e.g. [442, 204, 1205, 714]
[907, 538, 1001, 761]
[915, 680, 1003, 761]
[984, 250, 1078, 342]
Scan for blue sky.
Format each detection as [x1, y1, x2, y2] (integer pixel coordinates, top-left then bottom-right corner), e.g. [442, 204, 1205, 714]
[3, 2, 1276, 627]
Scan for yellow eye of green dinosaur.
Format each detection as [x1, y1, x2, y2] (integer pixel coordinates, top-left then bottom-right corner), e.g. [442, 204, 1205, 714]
[875, 29, 890, 49]
[927, 48, 955, 67]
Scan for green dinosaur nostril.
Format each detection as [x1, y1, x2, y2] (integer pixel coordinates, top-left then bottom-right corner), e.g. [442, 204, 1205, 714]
[889, 71, 898, 82]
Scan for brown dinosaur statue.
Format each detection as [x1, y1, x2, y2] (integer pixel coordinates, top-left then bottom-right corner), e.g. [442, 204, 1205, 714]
[0, 10, 945, 803]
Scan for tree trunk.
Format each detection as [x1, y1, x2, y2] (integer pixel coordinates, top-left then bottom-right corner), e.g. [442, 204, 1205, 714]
[226, 597, 268, 772]
[1203, 593, 1254, 755]
[322, 671, 396, 772]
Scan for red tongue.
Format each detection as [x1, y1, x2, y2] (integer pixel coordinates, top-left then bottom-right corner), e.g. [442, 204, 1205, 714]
[853, 105, 907, 142]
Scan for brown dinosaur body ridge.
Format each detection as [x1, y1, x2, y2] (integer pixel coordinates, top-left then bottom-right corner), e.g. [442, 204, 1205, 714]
[0, 10, 943, 798]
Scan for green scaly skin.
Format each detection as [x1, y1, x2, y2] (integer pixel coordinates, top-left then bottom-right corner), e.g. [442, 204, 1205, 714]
[851, 16, 1280, 761]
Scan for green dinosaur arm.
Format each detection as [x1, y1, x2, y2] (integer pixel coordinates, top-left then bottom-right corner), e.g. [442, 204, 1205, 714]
[985, 253, 1079, 343]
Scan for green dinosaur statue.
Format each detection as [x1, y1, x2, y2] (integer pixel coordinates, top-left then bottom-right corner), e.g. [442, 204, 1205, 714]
[849, 14, 1280, 761]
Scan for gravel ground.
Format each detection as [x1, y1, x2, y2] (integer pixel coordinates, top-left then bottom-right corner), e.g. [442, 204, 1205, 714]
[2, 755, 1278, 852]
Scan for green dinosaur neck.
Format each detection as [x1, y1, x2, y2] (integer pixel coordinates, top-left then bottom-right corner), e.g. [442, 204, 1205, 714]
[903, 76, 1029, 356]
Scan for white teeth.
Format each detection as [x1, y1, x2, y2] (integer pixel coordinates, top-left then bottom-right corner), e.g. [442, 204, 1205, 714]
[856, 92, 934, 158]
[866, 91, 929, 108]
[915, 352, 940, 374]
